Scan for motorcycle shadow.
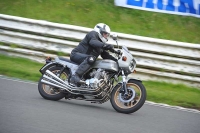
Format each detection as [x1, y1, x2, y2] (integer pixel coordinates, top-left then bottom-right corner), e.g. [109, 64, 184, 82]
[54, 98, 116, 113]
[38, 97, 137, 115]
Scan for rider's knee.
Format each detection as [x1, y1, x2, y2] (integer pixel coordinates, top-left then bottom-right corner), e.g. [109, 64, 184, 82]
[87, 56, 96, 65]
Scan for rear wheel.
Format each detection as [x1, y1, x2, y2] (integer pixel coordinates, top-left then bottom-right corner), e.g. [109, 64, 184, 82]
[110, 79, 146, 114]
[38, 66, 70, 101]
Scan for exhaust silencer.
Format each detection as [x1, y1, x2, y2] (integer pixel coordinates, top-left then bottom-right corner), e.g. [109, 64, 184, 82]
[41, 79, 67, 90]
[41, 70, 70, 91]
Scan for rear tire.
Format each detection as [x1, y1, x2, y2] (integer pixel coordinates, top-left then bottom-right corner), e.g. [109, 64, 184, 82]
[110, 79, 146, 114]
[38, 66, 69, 101]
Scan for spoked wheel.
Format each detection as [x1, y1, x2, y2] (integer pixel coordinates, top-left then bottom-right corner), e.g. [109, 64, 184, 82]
[38, 66, 70, 101]
[110, 79, 146, 114]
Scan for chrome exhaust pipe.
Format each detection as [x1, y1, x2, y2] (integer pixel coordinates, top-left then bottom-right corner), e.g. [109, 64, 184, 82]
[41, 79, 67, 90]
[45, 70, 69, 87]
[43, 70, 106, 94]
[45, 70, 88, 91]
[44, 70, 82, 92]
[42, 75, 69, 90]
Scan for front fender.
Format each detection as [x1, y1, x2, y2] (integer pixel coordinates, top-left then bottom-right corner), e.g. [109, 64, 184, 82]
[112, 78, 142, 91]
[39, 62, 64, 74]
[127, 78, 142, 83]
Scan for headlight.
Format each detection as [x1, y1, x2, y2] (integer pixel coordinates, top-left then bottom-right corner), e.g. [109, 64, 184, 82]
[129, 61, 134, 72]
[129, 60, 136, 72]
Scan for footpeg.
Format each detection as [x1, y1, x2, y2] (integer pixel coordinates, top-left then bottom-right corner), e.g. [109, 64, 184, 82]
[78, 80, 86, 84]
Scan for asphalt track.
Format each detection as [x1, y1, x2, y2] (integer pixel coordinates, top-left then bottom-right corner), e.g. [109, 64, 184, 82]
[0, 77, 199, 133]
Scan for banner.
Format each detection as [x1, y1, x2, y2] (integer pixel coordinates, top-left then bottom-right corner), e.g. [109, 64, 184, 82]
[114, 0, 200, 18]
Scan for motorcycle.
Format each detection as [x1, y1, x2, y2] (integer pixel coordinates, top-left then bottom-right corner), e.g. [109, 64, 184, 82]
[38, 34, 146, 114]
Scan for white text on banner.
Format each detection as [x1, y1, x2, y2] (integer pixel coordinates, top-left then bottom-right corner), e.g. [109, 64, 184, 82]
[114, 0, 200, 18]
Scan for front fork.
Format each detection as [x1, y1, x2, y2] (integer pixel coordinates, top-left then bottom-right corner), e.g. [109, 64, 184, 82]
[121, 70, 128, 95]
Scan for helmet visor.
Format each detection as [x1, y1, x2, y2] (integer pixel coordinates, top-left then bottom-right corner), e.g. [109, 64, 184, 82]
[104, 33, 110, 38]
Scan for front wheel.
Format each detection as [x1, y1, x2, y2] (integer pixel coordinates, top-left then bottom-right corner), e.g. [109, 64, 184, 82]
[110, 79, 146, 114]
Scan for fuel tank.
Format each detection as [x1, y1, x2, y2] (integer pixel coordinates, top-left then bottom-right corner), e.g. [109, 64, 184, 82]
[91, 59, 118, 72]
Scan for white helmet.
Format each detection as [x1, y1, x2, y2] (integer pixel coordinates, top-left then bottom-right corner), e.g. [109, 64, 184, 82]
[94, 23, 111, 43]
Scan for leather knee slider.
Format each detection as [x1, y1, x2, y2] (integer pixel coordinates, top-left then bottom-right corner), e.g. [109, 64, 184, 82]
[87, 56, 96, 65]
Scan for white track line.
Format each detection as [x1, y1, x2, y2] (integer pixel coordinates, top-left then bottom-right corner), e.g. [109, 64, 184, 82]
[145, 101, 200, 114]
[0, 75, 37, 85]
[1, 75, 200, 114]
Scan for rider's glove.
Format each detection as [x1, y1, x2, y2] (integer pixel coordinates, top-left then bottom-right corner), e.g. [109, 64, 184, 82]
[116, 50, 122, 55]
[103, 44, 114, 51]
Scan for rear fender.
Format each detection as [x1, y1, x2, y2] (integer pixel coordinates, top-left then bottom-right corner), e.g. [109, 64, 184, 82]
[39, 62, 65, 74]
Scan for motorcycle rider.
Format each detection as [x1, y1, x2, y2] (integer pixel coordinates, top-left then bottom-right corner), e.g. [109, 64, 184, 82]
[70, 23, 117, 86]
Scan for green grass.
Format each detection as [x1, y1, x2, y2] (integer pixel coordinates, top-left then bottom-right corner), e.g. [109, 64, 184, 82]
[0, 54, 42, 81]
[0, 0, 200, 43]
[1, 54, 200, 110]
[143, 81, 200, 110]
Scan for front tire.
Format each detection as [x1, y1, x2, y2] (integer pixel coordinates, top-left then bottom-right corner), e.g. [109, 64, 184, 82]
[38, 66, 69, 101]
[110, 79, 146, 114]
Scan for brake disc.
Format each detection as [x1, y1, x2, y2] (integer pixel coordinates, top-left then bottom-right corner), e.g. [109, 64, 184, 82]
[119, 87, 136, 103]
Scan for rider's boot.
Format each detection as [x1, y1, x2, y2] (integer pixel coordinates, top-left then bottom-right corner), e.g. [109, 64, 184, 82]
[70, 59, 91, 86]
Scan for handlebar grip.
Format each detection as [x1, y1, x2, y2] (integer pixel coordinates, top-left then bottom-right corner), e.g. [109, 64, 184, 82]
[113, 49, 122, 55]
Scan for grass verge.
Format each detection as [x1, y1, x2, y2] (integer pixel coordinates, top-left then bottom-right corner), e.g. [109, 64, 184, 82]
[143, 81, 200, 110]
[1, 54, 200, 110]
[0, 54, 42, 81]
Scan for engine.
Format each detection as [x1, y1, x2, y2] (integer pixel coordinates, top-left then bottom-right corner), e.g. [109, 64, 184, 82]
[85, 69, 108, 89]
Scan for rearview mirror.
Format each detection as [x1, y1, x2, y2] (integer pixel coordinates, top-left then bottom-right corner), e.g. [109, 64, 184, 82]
[111, 34, 118, 41]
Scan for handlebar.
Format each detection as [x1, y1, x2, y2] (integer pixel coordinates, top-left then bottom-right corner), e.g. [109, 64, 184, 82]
[113, 49, 122, 55]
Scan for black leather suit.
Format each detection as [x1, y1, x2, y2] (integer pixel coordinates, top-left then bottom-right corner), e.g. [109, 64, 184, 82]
[70, 30, 117, 64]
[70, 30, 116, 85]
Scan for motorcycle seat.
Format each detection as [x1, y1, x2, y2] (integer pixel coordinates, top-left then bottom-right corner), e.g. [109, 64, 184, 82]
[58, 57, 78, 65]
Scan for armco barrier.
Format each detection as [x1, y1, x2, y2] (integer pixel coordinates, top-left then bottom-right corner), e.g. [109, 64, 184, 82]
[0, 14, 199, 87]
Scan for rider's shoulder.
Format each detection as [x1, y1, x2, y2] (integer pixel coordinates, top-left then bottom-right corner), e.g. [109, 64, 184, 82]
[88, 30, 98, 35]
[87, 30, 98, 38]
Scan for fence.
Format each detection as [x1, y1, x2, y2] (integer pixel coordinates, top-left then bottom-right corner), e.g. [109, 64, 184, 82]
[0, 14, 199, 87]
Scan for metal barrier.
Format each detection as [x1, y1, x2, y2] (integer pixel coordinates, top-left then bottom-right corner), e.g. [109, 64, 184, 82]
[0, 14, 199, 87]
